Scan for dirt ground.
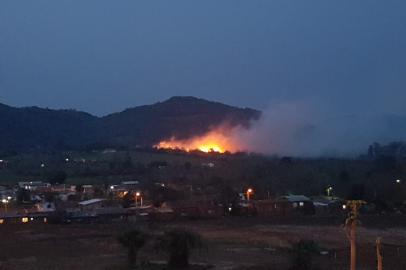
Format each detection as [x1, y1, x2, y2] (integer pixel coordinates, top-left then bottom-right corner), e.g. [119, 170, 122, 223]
[1, 217, 406, 270]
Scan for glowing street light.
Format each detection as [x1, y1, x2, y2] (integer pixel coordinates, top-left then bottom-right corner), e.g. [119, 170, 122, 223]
[326, 186, 333, 197]
[396, 179, 401, 184]
[135, 192, 143, 207]
[1, 199, 9, 213]
[246, 188, 254, 201]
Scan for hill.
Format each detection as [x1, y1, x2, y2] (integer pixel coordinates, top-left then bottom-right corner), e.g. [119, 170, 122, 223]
[0, 97, 261, 152]
[102, 96, 260, 146]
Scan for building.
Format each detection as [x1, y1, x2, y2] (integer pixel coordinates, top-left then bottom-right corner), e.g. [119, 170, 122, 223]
[120, 181, 140, 190]
[78, 198, 106, 211]
[255, 195, 315, 216]
[18, 181, 51, 192]
[35, 202, 56, 213]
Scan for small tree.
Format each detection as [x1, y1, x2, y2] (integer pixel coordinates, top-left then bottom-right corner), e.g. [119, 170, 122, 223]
[156, 229, 203, 269]
[121, 192, 134, 208]
[16, 188, 31, 204]
[118, 229, 147, 268]
[46, 170, 67, 184]
[290, 240, 320, 270]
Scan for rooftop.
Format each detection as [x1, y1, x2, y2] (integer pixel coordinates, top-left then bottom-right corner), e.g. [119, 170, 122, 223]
[78, 198, 105, 206]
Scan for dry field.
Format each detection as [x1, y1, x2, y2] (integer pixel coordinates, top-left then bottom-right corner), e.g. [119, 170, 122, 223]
[1, 217, 406, 270]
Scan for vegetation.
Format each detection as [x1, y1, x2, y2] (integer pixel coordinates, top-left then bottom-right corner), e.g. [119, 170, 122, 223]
[118, 229, 148, 268]
[156, 229, 204, 269]
[289, 240, 320, 270]
[0, 96, 259, 152]
[46, 170, 67, 184]
[1, 142, 406, 213]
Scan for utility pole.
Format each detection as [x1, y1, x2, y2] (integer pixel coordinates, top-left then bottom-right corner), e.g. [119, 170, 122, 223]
[376, 237, 383, 270]
[345, 200, 365, 270]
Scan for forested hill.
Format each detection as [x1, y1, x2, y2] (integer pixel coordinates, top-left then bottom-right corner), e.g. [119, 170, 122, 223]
[0, 97, 261, 152]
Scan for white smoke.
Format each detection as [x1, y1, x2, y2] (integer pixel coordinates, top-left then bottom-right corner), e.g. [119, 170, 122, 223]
[230, 100, 406, 157]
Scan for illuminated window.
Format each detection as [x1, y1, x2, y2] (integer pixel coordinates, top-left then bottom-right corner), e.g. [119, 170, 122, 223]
[22, 217, 29, 223]
[0, 219, 4, 224]
[299, 202, 304, 207]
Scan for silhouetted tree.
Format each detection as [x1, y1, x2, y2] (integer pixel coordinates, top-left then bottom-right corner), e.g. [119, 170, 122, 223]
[118, 229, 147, 267]
[348, 184, 366, 200]
[184, 162, 192, 170]
[16, 188, 31, 204]
[75, 184, 84, 193]
[121, 192, 133, 208]
[46, 170, 67, 184]
[156, 229, 204, 268]
[289, 240, 320, 270]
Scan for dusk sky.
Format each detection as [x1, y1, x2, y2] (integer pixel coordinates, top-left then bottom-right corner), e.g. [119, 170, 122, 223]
[1, 1, 405, 116]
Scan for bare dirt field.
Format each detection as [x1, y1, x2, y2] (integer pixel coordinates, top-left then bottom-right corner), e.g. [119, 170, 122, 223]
[1, 216, 406, 270]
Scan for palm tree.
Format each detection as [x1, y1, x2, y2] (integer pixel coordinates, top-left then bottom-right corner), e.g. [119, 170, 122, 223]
[156, 228, 204, 269]
[118, 229, 147, 268]
[345, 200, 365, 270]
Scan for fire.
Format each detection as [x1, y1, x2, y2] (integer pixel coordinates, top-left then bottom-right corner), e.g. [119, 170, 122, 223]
[155, 129, 239, 153]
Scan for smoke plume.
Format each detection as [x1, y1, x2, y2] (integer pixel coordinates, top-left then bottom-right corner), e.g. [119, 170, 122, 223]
[229, 100, 406, 157]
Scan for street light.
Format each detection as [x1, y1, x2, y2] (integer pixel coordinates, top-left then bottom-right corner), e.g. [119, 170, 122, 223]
[1, 199, 9, 213]
[326, 186, 333, 197]
[246, 188, 253, 201]
[135, 192, 143, 207]
[396, 179, 401, 184]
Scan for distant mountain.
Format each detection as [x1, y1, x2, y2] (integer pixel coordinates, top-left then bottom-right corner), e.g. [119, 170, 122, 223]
[0, 104, 101, 151]
[102, 96, 260, 146]
[0, 97, 261, 152]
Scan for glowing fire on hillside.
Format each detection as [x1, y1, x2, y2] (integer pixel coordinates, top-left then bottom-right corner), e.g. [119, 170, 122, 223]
[154, 129, 240, 153]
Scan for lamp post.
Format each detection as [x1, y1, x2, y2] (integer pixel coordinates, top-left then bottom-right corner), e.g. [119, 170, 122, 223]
[1, 199, 9, 213]
[246, 188, 253, 201]
[135, 192, 142, 207]
[326, 186, 333, 197]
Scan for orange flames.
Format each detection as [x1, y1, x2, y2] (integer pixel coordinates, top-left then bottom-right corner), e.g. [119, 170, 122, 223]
[155, 129, 239, 153]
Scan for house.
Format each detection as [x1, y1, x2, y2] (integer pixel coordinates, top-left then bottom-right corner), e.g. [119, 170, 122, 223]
[254, 200, 276, 217]
[82, 185, 94, 195]
[201, 162, 215, 168]
[58, 192, 77, 202]
[312, 196, 346, 215]
[120, 181, 140, 190]
[35, 202, 56, 213]
[150, 203, 176, 221]
[0, 187, 14, 201]
[51, 184, 76, 193]
[78, 198, 105, 211]
[160, 200, 224, 219]
[255, 195, 315, 216]
[18, 181, 51, 192]
[274, 195, 315, 215]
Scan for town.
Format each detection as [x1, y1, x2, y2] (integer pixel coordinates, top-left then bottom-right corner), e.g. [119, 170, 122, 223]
[2, 1, 406, 268]
[1, 148, 406, 269]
